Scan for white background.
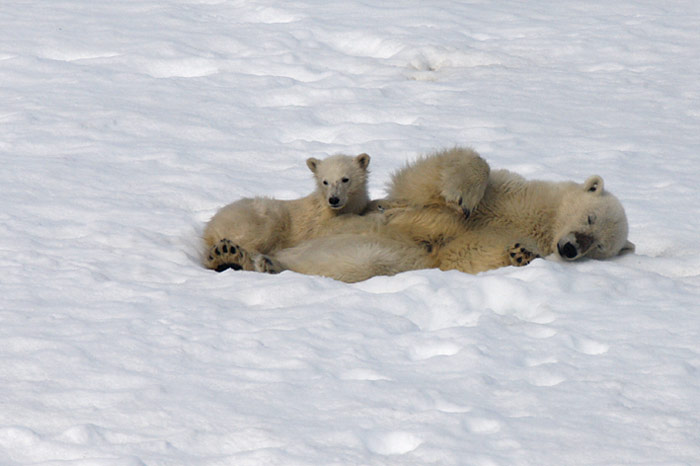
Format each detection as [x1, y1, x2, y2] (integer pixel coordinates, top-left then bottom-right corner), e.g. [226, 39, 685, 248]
[1, 1, 699, 464]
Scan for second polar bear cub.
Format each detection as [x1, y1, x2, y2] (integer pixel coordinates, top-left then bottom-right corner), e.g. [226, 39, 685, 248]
[203, 153, 371, 272]
[388, 147, 490, 219]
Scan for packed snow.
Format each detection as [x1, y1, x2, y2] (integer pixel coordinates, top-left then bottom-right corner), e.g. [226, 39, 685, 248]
[1, 0, 700, 464]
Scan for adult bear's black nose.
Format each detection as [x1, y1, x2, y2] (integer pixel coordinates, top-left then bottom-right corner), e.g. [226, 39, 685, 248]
[329, 196, 340, 206]
[558, 242, 578, 259]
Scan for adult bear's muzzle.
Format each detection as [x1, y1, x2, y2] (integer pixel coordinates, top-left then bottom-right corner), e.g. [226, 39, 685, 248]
[557, 232, 595, 260]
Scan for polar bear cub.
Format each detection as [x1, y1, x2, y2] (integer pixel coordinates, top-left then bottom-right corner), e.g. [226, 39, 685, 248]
[203, 153, 371, 272]
[387, 147, 490, 219]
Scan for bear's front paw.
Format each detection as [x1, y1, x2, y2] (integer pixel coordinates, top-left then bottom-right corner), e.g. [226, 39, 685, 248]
[254, 255, 285, 274]
[507, 243, 540, 267]
[206, 239, 254, 272]
[440, 186, 485, 220]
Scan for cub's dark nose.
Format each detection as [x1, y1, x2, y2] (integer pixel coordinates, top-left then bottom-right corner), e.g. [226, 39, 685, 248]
[328, 196, 340, 206]
[558, 242, 578, 259]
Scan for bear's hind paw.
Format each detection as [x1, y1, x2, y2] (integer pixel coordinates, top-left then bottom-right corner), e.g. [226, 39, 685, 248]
[206, 239, 253, 272]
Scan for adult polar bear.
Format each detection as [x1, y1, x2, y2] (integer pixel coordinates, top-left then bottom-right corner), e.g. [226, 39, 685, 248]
[217, 147, 635, 282]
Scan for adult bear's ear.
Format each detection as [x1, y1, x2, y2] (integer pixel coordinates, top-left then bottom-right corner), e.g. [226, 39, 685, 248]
[584, 175, 604, 195]
[306, 157, 320, 173]
[618, 240, 635, 255]
[355, 153, 370, 170]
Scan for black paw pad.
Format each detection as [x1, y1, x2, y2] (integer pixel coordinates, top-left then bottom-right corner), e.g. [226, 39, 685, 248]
[215, 263, 242, 272]
[215, 263, 230, 272]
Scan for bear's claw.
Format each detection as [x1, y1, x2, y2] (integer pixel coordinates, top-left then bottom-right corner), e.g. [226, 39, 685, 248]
[254, 254, 284, 274]
[441, 185, 484, 220]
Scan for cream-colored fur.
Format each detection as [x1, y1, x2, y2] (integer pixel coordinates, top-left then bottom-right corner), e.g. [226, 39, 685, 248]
[203, 153, 371, 272]
[387, 147, 490, 218]
[212, 147, 634, 282]
[430, 169, 635, 274]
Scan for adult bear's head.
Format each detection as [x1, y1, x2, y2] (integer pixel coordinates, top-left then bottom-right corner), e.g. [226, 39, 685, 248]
[553, 175, 635, 261]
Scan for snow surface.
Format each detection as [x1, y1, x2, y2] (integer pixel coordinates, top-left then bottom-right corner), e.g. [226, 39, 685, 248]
[2, 0, 700, 464]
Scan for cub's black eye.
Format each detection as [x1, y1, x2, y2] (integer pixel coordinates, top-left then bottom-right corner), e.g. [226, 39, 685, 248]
[588, 214, 596, 225]
[322, 180, 328, 186]
[341, 177, 349, 183]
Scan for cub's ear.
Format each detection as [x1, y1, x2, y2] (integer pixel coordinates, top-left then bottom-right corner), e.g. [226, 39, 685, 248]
[355, 153, 370, 170]
[584, 175, 604, 195]
[619, 240, 635, 255]
[306, 157, 320, 173]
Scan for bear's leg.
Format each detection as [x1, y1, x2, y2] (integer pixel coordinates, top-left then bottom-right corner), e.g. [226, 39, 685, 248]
[507, 242, 541, 267]
[437, 230, 542, 274]
[266, 233, 432, 283]
[203, 197, 291, 263]
[206, 239, 256, 272]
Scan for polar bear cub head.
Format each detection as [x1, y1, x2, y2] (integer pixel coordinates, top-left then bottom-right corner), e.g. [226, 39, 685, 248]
[553, 175, 635, 261]
[306, 153, 371, 214]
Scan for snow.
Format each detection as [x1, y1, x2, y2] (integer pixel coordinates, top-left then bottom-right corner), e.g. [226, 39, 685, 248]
[1, 0, 699, 464]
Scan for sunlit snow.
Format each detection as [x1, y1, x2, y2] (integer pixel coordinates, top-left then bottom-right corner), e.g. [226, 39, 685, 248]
[1, 1, 699, 465]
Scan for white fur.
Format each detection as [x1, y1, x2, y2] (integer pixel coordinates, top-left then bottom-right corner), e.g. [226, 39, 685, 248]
[253, 148, 633, 281]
